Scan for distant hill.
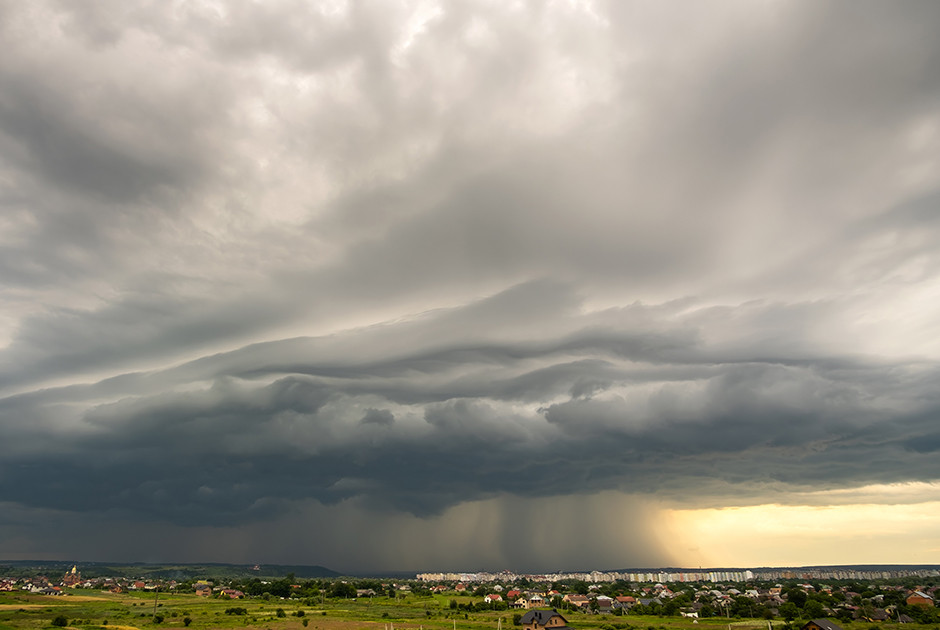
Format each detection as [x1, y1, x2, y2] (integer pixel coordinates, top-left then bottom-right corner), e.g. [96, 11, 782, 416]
[0, 560, 340, 580]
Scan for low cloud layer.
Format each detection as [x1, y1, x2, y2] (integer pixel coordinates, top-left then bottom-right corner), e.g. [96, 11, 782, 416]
[1, 0, 940, 571]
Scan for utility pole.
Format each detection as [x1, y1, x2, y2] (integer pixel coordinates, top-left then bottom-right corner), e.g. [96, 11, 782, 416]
[152, 586, 160, 619]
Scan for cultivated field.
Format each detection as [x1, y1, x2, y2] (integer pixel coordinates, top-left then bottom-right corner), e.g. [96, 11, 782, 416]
[0, 591, 921, 630]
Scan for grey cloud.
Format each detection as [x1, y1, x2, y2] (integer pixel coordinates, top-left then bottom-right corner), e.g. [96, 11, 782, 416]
[2, 0, 940, 569]
[361, 408, 395, 426]
[1, 288, 939, 530]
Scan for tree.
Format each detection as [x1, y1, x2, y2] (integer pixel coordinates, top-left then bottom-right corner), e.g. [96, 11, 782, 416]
[780, 603, 800, 623]
[787, 589, 807, 608]
[183, 618, 192, 627]
[803, 600, 824, 619]
[330, 582, 356, 599]
[51, 616, 68, 627]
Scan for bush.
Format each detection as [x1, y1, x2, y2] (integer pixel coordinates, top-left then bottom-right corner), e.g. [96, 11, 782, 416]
[51, 615, 68, 627]
[225, 608, 248, 616]
[183, 618, 192, 627]
[302, 620, 309, 627]
[295, 610, 305, 617]
[153, 614, 165, 624]
[276, 609, 286, 618]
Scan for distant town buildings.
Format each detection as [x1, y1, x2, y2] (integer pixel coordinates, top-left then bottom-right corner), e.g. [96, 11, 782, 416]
[61, 566, 81, 587]
[416, 567, 940, 584]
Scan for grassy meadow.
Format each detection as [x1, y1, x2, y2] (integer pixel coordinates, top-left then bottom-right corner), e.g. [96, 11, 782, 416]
[0, 591, 928, 630]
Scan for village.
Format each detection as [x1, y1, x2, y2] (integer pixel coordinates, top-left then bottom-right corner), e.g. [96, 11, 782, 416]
[2, 564, 938, 626]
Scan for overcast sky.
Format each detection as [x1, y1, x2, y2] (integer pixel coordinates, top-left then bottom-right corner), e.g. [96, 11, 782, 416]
[2, 0, 940, 574]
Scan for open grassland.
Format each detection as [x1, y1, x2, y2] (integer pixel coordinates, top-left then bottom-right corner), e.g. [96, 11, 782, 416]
[0, 592, 930, 630]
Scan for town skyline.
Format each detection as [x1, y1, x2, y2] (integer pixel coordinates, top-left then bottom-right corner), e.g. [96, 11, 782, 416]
[4, 559, 940, 583]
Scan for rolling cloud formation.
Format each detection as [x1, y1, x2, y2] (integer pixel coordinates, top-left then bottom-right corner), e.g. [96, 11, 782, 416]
[1, 0, 940, 571]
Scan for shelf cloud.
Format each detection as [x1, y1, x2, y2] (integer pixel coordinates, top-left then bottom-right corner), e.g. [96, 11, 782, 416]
[1, 0, 939, 572]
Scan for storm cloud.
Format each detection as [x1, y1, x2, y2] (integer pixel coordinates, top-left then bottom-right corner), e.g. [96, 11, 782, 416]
[1, 0, 940, 572]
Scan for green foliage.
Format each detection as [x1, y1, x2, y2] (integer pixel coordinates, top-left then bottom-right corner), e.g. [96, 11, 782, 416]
[183, 617, 192, 626]
[787, 589, 808, 608]
[225, 608, 248, 616]
[275, 608, 286, 618]
[51, 615, 68, 627]
[152, 614, 164, 624]
[803, 599, 825, 619]
[780, 602, 800, 622]
[330, 582, 356, 599]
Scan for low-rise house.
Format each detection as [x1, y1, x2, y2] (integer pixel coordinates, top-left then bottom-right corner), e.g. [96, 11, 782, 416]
[484, 594, 503, 603]
[801, 620, 844, 630]
[520, 609, 571, 630]
[907, 592, 934, 608]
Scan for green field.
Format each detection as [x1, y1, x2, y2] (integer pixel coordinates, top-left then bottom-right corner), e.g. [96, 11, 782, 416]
[0, 591, 926, 630]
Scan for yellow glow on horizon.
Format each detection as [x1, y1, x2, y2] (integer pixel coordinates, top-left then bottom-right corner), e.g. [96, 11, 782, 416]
[661, 499, 940, 568]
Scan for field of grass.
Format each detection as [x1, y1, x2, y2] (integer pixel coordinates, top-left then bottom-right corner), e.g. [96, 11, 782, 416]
[0, 591, 929, 630]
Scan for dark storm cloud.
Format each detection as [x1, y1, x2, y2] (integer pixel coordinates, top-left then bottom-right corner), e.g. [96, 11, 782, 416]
[2, 0, 940, 568]
[1, 285, 938, 532]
